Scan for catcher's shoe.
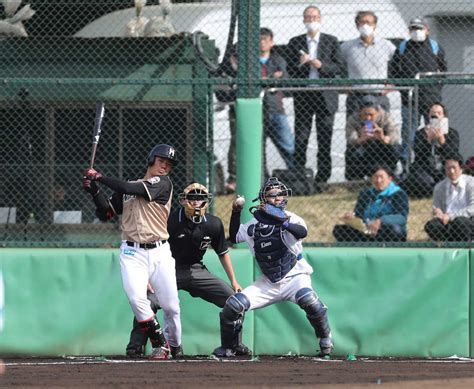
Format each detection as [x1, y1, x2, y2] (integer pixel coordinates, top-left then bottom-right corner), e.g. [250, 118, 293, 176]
[149, 344, 170, 360]
[212, 346, 236, 358]
[170, 345, 184, 359]
[234, 343, 252, 356]
[318, 337, 334, 357]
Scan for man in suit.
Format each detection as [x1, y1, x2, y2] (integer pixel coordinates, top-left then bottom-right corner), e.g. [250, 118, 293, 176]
[424, 155, 474, 242]
[287, 5, 344, 193]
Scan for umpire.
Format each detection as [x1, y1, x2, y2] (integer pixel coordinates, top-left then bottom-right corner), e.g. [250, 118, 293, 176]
[126, 182, 250, 357]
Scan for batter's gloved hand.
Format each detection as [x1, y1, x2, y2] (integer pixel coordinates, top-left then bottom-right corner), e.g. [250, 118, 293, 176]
[82, 177, 99, 195]
[83, 168, 103, 181]
[259, 203, 289, 223]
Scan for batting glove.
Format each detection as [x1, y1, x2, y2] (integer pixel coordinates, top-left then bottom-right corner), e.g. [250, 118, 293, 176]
[82, 177, 99, 195]
[83, 168, 103, 181]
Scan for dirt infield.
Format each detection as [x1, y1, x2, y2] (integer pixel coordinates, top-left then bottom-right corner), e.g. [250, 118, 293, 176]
[3, 356, 474, 388]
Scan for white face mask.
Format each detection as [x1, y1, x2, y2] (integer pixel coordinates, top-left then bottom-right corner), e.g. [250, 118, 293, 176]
[410, 30, 426, 42]
[358, 24, 374, 38]
[305, 22, 321, 33]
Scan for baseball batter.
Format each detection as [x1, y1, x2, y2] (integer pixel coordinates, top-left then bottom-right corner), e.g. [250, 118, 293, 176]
[126, 182, 249, 358]
[83, 144, 181, 360]
[212, 177, 333, 358]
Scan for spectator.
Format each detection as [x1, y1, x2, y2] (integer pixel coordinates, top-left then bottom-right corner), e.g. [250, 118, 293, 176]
[259, 27, 295, 173]
[402, 102, 459, 198]
[341, 10, 396, 116]
[465, 156, 474, 176]
[390, 17, 447, 167]
[287, 5, 344, 193]
[333, 165, 409, 242]
[345, 95, 400, 181]
[215, 46, 238, 193]
[424, 155, 474, 242]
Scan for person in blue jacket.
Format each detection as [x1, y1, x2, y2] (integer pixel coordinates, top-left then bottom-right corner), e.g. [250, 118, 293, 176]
[333, 165, 409, 242]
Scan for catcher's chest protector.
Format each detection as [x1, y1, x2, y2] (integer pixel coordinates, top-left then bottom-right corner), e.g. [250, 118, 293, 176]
[250, 223, 297, 283]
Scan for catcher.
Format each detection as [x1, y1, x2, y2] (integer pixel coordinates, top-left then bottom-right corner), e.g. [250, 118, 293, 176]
[212, 177, 333, 358]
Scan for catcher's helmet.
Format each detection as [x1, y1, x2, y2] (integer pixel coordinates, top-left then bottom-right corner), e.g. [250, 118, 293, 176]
[178, 182, 213, 223]
[148, 144, 177, 166]
[256, 177, 292, 209]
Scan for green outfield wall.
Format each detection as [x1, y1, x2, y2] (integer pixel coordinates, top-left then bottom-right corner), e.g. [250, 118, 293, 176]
[0, 248, 472, 357]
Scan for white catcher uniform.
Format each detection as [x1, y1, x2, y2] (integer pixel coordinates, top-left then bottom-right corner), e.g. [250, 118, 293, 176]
[213, 177, 333, 357]
[236, 212, 315, 308]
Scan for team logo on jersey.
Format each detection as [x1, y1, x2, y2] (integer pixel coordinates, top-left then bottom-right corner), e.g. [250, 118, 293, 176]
[123, 194, 136, 202]
[148, 176, 161, 184]
[199, 236, 212, 250]
[122, 248, 136, 256]
[177, 234, 185, 239]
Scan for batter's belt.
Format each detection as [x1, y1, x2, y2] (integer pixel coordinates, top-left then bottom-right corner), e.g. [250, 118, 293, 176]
[126, 240, 167, 250]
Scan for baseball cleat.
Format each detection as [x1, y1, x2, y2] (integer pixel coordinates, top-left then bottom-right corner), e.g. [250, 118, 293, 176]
[126, 346, 144, 359]
[212, 346, 236, 358]
[170, 345, 184, 359]
[234, 344, 252, 356]
[318, 337, 334, 357]
[149, 345, 170, 360]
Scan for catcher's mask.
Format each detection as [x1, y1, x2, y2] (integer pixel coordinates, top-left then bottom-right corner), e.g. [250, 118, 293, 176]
[178, 182, 213, 223]
[254, 177, 292, 210]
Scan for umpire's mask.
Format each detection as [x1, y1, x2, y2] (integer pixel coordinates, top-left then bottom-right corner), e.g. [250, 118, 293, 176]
[179, 182, 213, 224]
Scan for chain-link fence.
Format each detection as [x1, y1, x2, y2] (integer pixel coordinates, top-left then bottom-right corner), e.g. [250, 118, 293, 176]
[0, 0, 473, 247]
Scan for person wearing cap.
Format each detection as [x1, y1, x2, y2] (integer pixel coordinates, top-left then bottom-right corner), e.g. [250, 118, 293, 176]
[424, 155, 474, 242]
[82, 144, 182, 360]
[402, 102, 460, 198]
[341, 10, 396, 117]
[390, 16, 447, 168]
[344, 95, 400, 180]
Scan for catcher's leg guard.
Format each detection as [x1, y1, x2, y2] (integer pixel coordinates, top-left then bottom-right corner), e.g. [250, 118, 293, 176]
[220, 293, 250, 349]
[139, 318, 167, 349]
[296, 288, 331, 339]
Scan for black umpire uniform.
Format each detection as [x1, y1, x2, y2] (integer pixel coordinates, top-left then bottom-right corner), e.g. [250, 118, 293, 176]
[126, 206, 245, 357]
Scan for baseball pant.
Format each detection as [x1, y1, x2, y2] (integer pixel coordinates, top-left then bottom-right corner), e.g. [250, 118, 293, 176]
[120, 241, 181, 347]
[127, 263, 234, 353]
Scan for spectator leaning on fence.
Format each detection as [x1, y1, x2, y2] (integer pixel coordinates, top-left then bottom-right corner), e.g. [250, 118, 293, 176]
[389, 17, 447, 168]
[402, 102, 460, 198]
[287, 5, 344, 193]
[333, 165, 409, 242]
[344, 95, 400, 181]
[424, 155, 474, 242]
[259, 27, 295, 173]
[340, 10, 396, 117]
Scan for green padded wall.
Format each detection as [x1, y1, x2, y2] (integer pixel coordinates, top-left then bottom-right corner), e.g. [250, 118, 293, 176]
[253, 248, 469, 357]
[0, 248, 471, 357]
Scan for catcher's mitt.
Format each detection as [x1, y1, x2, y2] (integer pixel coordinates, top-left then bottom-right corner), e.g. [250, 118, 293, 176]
[252, 203, 289, 225]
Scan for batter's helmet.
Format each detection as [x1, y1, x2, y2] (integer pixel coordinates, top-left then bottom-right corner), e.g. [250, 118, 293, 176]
[148, 144, 177, 166]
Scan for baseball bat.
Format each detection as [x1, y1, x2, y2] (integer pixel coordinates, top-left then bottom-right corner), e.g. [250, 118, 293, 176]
[90, 101, 105, 168]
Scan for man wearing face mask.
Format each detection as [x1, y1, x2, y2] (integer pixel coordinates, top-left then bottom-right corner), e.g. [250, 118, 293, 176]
[390, 17, 447, 169]
[402, 102, 460, 198]
[287, 5, 344, 193]
[341, 10, 396, 117]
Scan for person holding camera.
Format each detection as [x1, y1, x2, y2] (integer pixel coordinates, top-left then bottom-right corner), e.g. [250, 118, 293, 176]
[402, 102, 460, 198]
[344, 95, 400, 181]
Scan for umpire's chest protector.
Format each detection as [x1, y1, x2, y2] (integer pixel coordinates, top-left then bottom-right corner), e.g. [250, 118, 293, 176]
[249, 222, 297, 283]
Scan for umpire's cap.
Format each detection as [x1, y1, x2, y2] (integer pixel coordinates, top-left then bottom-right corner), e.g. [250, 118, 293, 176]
[148, 144, 177, 166]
